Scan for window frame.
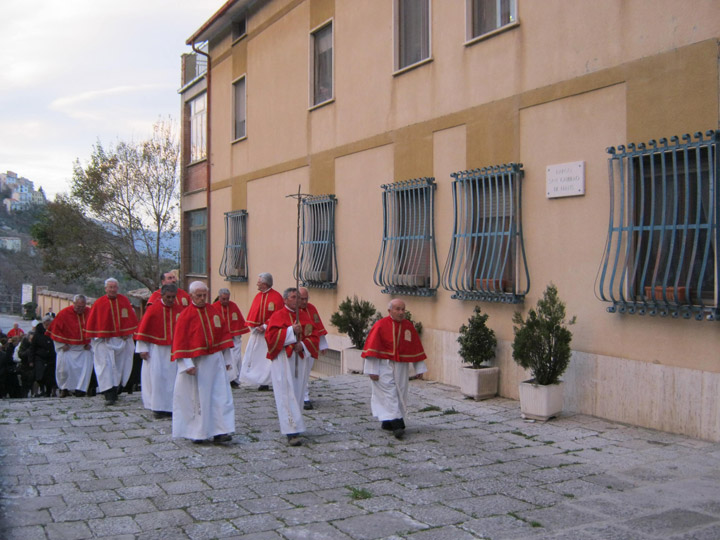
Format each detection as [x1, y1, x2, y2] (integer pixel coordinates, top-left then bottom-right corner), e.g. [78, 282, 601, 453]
[188, 92, 207, 164]
[187, 209, 207, 277]
[393, 0, 432, 75]
[465, 0, 518, 46]
[232, 75, 247, 143]
[441, 163, 529, 303]
[597, 131, 719, 321]
[232, 14, 247, 43]
[374, 177, 439, 296]
[294, 195, 338, 288]
[219, 210, 249, 282]
[309, 19, 334, 110]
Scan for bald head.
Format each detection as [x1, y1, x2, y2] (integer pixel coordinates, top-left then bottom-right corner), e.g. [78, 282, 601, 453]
[388, 299, 406, 322]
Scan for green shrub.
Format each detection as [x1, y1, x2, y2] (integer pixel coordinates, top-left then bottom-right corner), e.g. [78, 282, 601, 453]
[512, 284, 575, 385]
[329, 296, 379, 349]
[457, 306, 496, 368]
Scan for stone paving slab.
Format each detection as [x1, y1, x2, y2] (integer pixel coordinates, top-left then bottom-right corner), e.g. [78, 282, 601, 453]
[2, 374, 720, 539]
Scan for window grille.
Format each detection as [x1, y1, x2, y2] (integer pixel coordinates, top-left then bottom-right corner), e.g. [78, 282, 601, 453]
[294, 195, 337, 288]
[442, 164, 528, 303]
[597, 131, 719, 320]
[219, 210, 248, 282]
[374, 177, 439, 296]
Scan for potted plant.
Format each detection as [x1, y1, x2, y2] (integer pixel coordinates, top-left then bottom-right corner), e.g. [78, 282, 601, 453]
[512, 283, 575, 421]
[330, 296, 379, 373]
[457, 306, 499, 400]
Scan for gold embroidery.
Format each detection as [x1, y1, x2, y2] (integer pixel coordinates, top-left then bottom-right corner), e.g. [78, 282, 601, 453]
[232, 313, 238, 320]
[313, 314, 319, 322]
[182, 298, 188, 305]
[121, 308, 128, 318]
[214, 315, 221, 328]
[305, 324, 314, 336]
[405, 329, 412, 342]
[268, 302, 275, 311]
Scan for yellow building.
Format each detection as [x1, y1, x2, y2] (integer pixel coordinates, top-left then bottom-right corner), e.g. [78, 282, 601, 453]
[180, 0, 720, 440]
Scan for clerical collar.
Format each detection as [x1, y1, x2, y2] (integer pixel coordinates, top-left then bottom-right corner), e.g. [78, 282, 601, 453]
[283, 305, 296, 313]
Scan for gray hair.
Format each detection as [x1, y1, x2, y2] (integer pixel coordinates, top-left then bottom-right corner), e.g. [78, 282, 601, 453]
[73, 294, 87, 303]
[282, 287, 298, 300]
[104, 277, 119, 287]
[388, 299, 405, 310]
[42, 315, 53, 324]
[258, 273, 273, 287]
[218, 288, 231, 296]
[188, 281, 208, 294]
[160, 284, 178, 295]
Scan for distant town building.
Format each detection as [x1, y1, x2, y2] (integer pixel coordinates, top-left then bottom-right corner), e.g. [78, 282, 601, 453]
[0, 170, 47, 213]
[0, 237, 21, 252]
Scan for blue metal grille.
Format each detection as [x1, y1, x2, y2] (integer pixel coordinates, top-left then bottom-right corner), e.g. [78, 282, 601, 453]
[597, 131, 719, 320]
[295, 195, 337, 289]
[374, 177, 439, 296]
[442, 163, 528, 303]
[219, 210, 248, 281]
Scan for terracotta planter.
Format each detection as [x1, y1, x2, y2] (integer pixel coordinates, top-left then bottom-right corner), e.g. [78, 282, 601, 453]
[475, 278, 511, 292]
[459, 366, 499, 400]
[644, 286, 687, 303]
[341, 347, 365, 374]
[518, 379, 564, 421]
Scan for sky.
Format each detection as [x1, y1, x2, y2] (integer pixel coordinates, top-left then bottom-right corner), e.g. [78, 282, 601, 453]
[0, 0, 222, 199]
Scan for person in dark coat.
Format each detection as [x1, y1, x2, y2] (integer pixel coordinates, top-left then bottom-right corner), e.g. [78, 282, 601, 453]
[29, 317, 57, 397]
[16, 335, 33, 398]
[0, 338, 21, 398]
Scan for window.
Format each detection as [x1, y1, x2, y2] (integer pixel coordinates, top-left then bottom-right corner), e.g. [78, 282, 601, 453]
[219, 210, 248, 281]
[232, 15, 247, 41]
[374, 178, 439, 296]
[311, 22, 333, 107]
[188, 209, 207, 275]
[295, 195, 337, 288]
[395, 0, 430, 72]
[442, 164, 528, 302]
[467, 0, 516, 41]
[233, 76, 246, 141]
[597, 131, 719, 320]
[189, 93, 206, 162]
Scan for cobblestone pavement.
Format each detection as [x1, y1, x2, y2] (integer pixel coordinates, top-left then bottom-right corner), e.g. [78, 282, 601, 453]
[2, 374, 720, 539]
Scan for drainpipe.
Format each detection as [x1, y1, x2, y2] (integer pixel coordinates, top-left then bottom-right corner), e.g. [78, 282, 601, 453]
[191, 41, 212, 287]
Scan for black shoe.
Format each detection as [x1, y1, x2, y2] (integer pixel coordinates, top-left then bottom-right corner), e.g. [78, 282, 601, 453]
[258, 385, 270, 391]
[213, 434, 232, 444]
[59, 389, 70, 398]
[381, 421, 393, 431]
[393, 428, 405, 440]
[286, 434, 302, 446]
[230, 381, 240, 389]
[153, 411, 164, 419]
[104, 387, 118, 404]
[192, 439, 208, 445]
[303, 401, 313, 410]
[74, 390, 86, 397]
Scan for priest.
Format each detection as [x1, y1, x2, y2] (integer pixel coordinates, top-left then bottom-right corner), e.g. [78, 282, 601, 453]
[212, 288, 249, 388]
[265, 287, 318, 446]
[298, 287, 328, 410]
[47, 294, 93, 397]
[147, 271, 191, 310]
[135, 283, 182, 418]
[85, 278, 139, 404]
[172, 281, 235, 444]
[362, 298, 427, 439]
[239, 273, 284, 391]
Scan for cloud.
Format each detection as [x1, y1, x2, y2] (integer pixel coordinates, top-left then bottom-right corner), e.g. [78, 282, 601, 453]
[49, 84, 172, 120]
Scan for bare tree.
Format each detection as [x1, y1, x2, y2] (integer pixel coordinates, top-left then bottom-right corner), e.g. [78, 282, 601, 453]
[33, 118, 180, 289]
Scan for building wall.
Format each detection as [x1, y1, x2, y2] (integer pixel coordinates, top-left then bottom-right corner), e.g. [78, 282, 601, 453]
[185, 0, 720, 439]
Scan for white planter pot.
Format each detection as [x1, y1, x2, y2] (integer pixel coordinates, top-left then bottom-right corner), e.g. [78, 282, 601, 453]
[341, 347, 365, 374]
[459, 366, 499, 400]
[518, 379, 564, 421]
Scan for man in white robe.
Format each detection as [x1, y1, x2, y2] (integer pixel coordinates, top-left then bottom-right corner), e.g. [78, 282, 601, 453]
[265, 288, 319, 446]
[362, 299, 427, 439]
[48, 295, 93, 397]
[172, 281, 235, 444]
[135, 284, 181, 418]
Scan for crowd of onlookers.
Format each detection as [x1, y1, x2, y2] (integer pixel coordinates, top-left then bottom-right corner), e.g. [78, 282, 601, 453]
[0, 316, 99, 399]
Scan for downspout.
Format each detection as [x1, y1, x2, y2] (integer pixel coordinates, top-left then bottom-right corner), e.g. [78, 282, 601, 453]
[191, 41, 212, 286]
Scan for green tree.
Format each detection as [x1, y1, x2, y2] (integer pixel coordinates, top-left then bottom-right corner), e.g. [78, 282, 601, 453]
[32, 118, 180, 289]
[330, 296, 380, 349]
